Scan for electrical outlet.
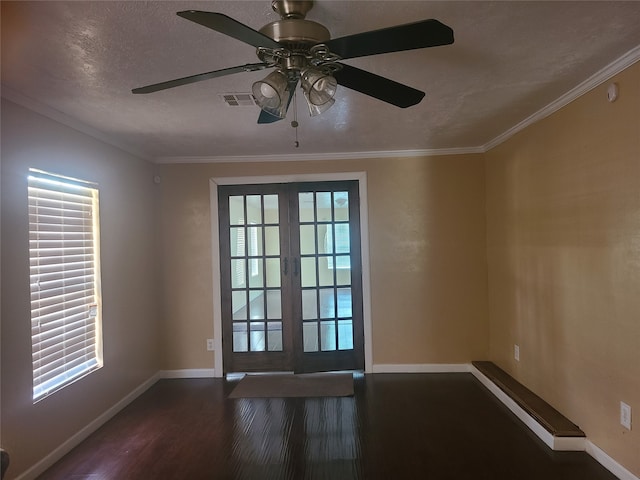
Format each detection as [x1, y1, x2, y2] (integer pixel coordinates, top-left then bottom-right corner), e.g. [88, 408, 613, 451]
[206, 339, 215, 351]
[514, 344, 520, 362]
[620, 402, 632, 430]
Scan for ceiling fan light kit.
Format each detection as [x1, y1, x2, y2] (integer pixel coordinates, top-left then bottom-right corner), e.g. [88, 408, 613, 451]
[252, 70, 290, 118]
[305, 95, 335, 117]
[132, 0, 454, 123]
[300, 68, 337, 106]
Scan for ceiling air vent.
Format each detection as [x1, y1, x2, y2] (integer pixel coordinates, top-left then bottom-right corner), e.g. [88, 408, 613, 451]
[220, 93, 258, 107]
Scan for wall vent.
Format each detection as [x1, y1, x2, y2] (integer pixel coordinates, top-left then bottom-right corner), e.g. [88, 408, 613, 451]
[220, 93, 258, 107]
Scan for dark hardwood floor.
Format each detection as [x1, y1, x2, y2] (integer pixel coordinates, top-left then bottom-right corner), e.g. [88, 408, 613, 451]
[37, 373, 617, 480]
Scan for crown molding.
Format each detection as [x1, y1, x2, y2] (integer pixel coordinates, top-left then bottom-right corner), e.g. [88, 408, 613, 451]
[154, 43, 640, 163]
[483, 44, 640, 152]
[2, 83, 481, 164]
[1, 86, 152, 162]
[4, 43, 639, 164]
[154, 146, 484, 164]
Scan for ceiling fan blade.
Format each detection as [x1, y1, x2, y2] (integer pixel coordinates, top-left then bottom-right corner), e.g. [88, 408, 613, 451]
[325, 19, 454, 60]
[333, 64, 425, 108]
[177, 11, 281, 49]
[257, 80, 298, 124]
[132, 63, 270, 94]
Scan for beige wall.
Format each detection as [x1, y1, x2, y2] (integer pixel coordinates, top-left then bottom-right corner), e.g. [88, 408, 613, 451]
[485, 62, 640, 474]
[158, 154, 489, 370]
[1, 99, 161, 479]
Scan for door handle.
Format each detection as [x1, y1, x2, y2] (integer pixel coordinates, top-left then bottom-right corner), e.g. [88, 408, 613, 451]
[293, 258, 299, 276]
[283, 257, 289, 275]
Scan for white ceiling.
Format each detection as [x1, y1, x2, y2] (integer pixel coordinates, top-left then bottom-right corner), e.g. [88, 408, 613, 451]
[2, 1, 640, 162]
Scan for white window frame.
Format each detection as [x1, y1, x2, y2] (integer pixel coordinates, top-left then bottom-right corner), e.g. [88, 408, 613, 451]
[28, 169, 103, 401]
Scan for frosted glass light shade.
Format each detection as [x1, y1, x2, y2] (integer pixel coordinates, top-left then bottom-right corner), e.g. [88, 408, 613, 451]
[252, 70, 289, 118]
[305, 95, 335, 117]
[301, 69, 337, 106]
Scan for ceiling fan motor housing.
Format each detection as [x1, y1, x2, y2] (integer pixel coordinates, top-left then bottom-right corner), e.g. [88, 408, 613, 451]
[261, 0, 330, 48]
[271, 0, 314, 19]
[258, 1, 332, 78]
[259, 19, 330, 47]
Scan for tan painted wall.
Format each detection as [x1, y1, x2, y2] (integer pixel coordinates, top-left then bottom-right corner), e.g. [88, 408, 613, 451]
[157, 155, 489, 370]
[485, 62, 640, 475]
[0, 99, 161, 479]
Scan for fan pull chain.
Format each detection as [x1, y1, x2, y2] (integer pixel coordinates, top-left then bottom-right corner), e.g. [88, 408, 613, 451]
[291, 89, 300, 148]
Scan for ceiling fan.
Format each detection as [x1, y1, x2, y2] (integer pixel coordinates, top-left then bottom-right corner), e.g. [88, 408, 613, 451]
[132, 0, 454, 123]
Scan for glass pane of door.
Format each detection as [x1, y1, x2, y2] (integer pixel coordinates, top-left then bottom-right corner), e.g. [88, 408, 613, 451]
[228, 193, 283, 353]
[299, 190, 354, 354]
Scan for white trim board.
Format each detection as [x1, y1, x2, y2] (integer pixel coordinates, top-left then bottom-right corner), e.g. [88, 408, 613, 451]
[156, 147, 482, 164]
[483, 43, 640, 152]
[209, 171, 374, 377]
[161, 369, 217, 379]
[156, 44, 640, 164]
[372, 363, 471, 373]
[1, 87, 152, 162]
[14, 372, 161, 480]
[368, 361, 637, 478]
[13, 367, 639, 480]
[4, 44, 638, 166]
[587, 441, 640, 480]
[469, 365, 585, 452]
[12, 370, 217, 480]
[469, 365, 639, 480]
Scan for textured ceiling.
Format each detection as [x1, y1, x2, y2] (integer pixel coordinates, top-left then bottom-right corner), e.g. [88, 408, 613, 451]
[2, 1, 640, 162]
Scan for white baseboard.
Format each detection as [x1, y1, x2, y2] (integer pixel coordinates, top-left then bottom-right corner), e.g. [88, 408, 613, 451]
[15, 372, 161, 480]
[372, 363, 471, 373]
[14, 369, 217, 480]
[16, 366, 638, 480]
[160, 368, 216, 378]
[470, 365, 639, 479]
[586, 441, 640, 480]
[469, 364, 573, 451]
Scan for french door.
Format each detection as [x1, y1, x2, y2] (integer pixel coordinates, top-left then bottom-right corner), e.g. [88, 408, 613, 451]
[218, 181, 364, 374]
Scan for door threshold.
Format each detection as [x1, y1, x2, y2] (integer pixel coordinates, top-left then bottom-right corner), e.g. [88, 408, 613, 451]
[226, 370, 365, 381]
[226, 371, 294, 380]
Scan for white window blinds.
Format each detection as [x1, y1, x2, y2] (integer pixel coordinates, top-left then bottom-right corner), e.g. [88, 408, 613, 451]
[28, 169, 103, 401]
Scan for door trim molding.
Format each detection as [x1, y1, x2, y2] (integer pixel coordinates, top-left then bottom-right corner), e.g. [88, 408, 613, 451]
[209, 172, 373, 377]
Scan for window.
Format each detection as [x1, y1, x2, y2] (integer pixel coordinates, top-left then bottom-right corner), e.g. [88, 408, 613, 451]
[28, 169, 103, 401]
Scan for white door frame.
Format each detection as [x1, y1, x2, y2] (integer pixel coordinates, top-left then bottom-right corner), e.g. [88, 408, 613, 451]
[209, 172, 373, 377]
